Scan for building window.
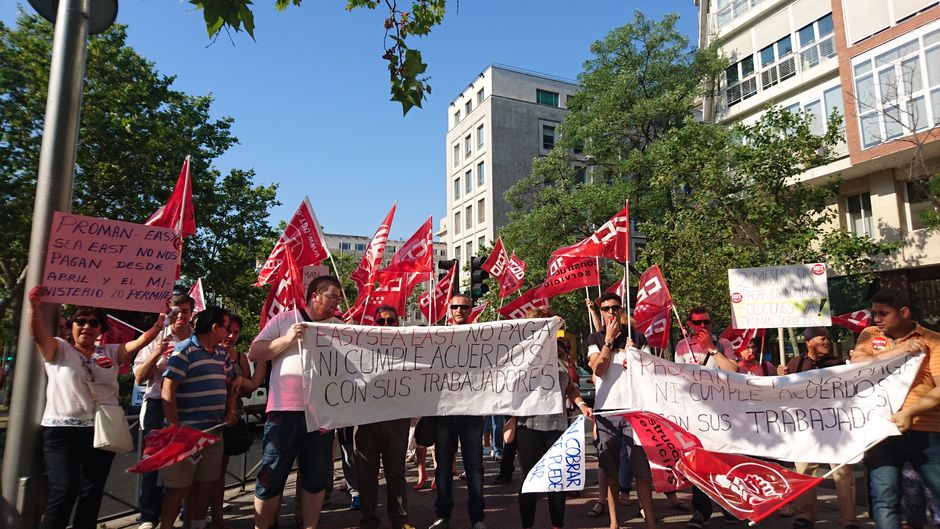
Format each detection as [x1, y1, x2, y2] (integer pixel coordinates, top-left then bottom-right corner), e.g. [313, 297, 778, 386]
[354, 243, 367, 252]
[477, 162, 485, 187]
[478, 236, 485, 249]
[454, 109, 460, 124]
[477, 198, 485, 223]
[823, 86, 846, 130]
[907, 181, 935, 231]
[454, 176, 461, 200]
[542, 124, 556, 150]
[465, 206, 472, 230]
[846, 192, 873, 237]
[724, 55, 757, 107]
[453, 144, 460, 167]
[465, 100, 472, 116]
[465, 241, 473, 259]
[798, 13, 837, 70]
[465, 170, 472, 194]
[388, 245, 397, 253]
[464, 135, 472, 158]
[339, 242, 351, 251]
[477, 124, 484, 148]
[759, 36, 796, 91]
[803, 99, 825, 136]
[455, 211, 461, 234]
[477, 88, 484, 104]
[537, 89, 559, 107]
[455, 245, 462, 267]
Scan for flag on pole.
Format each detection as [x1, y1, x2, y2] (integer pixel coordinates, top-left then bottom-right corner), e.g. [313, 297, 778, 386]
[605, 278, 626, 299]
[467, 302, 489, 323]
[146, 156, 196, 237]
[831, 309, 871, 334]
[550, 204, 630, 263]
[521, 416, 588, 493]
[636, 308, 671, 349]
[99, 315, 143, 374]
[127, 424, 219, 474]
[345, 274, 408, 325]
[622, 411, 703, 493]
[720, 327, 766, 355]
[418, 262, 456, 323]
[633, 265, 674, 349]
[380, 217, 434, 275]
[481, 237, 510, 279]
[498, 286, 550, 320]
[188, 278, 206, 313]
[499, 252, 527, 298]
[259, 246, 307, 327]
[350, 204, 396, 293]
[536, 255, 600, 299]
[256, 197, 331, 286]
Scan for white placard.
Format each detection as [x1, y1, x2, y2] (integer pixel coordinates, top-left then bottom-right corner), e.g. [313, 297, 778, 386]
[728, 263, 832, 329]
[521, 415, 587, 493]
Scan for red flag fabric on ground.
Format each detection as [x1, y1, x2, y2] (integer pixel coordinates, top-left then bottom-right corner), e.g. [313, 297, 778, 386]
[832, 309, 871, 334]
[623, 411, 703, 493]
[188, 278, 206, 313]
[350, 204, 396, 293]
[128, 424, 219, 474]
[419, 263, 456, 323]
[498, 287, 550, 320]
[482, 237, 510, 279]
[499, 252, 527, 298]
[256, 197, 331, 286]
[259, 247, 306, 328]
[551, 203, 630, 263]
[380, 217, 434, 275]
[99, 316, 142, 374]
[720, 327, 766, 355]
[146, 156, 196, 238]
[636, 307, 671, 349]
[536, 255, 600, 299]
[676, 448, 824, 524]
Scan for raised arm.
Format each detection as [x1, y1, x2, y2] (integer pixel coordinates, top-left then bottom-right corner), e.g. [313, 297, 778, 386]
[118, 313, 166, 366]
[27, 286, 58, 362]
[247, 322, 305, 363]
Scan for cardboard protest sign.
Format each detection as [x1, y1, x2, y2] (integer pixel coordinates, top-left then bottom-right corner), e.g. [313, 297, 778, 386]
[521, 416, 587, 493]
[42, 212, 178, 312]
[624, 348, 922, 463]
[300, 318, 563, 429]
[728, 263, 832, 329]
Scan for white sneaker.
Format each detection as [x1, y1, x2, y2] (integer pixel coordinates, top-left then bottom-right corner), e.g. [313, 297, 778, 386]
[138, 523, 155, 529]
[471, 522, 487, 529]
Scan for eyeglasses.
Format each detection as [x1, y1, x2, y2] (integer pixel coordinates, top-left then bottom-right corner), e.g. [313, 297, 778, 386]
[690, 319, 711, 326]
[450, 305, 471, 311]
[376, 318, 398, 326]
[74, 318, 102, 328]
[599, 305, 622, 313]
[318, 293, 342, 302]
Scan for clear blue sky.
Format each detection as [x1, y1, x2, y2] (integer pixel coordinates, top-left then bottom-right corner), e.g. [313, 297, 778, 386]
[2, 1, 698, 240]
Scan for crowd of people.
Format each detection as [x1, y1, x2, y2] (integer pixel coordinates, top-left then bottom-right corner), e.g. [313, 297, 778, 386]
[21, 275, 940, 529]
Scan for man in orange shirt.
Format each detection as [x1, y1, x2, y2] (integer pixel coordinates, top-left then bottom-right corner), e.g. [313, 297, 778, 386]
[851, 288, 940, 529]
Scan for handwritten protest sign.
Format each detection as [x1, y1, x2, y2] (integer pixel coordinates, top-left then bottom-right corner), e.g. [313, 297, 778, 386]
[624, 348, 922, 462]
[522, 415, 587, 493]
[42, 212, 178, 312]
[302, 264, 330, 294]
[728, 263, 832, 329]
[300, 318, 563, 429]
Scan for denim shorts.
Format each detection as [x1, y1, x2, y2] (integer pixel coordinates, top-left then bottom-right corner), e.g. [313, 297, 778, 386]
[255, 411, 335, 499]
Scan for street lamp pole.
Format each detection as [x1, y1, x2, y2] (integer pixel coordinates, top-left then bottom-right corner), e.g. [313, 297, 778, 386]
[1, 0, 116, 527]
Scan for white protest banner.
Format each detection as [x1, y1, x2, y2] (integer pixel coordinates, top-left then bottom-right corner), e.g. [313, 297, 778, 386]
[301, 318, 563, 429]
[624, 348, 922, 462]
[42, 211, 178, 312]
[728, 263, 832, 329]
[521, 415, 587, 493]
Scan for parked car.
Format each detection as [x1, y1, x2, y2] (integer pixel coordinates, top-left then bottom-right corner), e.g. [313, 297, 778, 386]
[574, 366, 595, 408]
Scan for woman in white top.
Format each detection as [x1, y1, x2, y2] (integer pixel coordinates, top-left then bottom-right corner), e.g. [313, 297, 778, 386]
[28, 286, 164, 529]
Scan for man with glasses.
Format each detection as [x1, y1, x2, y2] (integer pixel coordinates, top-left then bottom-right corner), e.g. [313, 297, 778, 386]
[249, 276, 344, 529]
[429, 293, 487, 529]
[354, 305, 416, 529]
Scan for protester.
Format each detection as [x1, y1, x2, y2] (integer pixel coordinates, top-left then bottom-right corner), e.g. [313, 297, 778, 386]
[851, 288, 940, 529]
[587, 292, 655, 529]
[28, 286, 164, 529]
[160, 306, 238, 529]
[429, 293, 486, 529]
[777, 327, 843, 375]
[134, 292, 195, 529]
[248, 276, 343, 529]
[505, 309, 593, 529]
[738, 338, 775, 377]
[353, 305, 415, 529]
[328, 427, 360, 509]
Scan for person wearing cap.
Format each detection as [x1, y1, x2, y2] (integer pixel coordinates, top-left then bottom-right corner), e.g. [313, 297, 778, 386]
[777, 327, 843, 376]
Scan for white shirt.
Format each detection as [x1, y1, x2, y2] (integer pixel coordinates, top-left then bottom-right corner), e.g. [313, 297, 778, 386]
[132, 326, 188, 399]
[42, 339, 121, 427]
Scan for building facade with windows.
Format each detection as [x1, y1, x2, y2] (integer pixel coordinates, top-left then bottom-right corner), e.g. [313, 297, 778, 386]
[697, 0, 940, 323]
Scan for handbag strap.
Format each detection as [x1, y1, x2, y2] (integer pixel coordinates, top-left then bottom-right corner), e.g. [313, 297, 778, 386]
[78, 345, 105, 407]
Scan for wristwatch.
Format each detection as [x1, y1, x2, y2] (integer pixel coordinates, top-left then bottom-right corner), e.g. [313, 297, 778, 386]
[604, 340, 614, 349]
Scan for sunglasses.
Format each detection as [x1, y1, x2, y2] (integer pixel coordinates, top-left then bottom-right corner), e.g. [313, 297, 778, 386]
[599, 305, 622, 313]
[450, 305, 471, 311]
[690, 319, 711, 326]
[74, 318, 102, 328]
[376, 318, 398, 326]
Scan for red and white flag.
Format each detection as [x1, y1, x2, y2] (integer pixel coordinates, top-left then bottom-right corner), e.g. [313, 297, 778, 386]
[551, 203, 630, 263]
[499, 252, 527, 298]
[622, 411, 703, 493]
[256, 197, 331, 286]
[636, 307, 671, 349]
[346, 274, 408, 325]
[605, 278, 626, 299]
[536, 255, 600, 299]
[128, 424, 219, 474]
[380, 217, 434, 275]
[188, 278, 206, 313]
[832, 309, 871, 334]
[676, 448, 823, 524]
[349, 204, 396, 294]
[498, 286, 550, 320]
[632, 265, 674, 349]
[146, 156, 196, 237]
[419, 262, 456, 324]
[467, 302, 489, 323]
[482, 238, 510, 279]
[259, 246, 306, 328]
[720, 327, 766, 355]
[99, 315, 142, 374]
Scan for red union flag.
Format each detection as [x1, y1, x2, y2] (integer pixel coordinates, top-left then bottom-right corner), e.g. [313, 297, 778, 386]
[635, 265, 672, 310]
[380, 217, 433, 275]
[605, 278, 626, 299]
[676, 448, 823, 524]
[188, 278, 206, 313]
[99, 315, 142, 374]
[146, 156, 196, 238]
[349, 274, 408, 325]
[260, 247, 306, 327]
[419, 263, 456, 323]
[498, 286, 550, 320]
[499, 252, 527, 298]
[720, 327, 766, 355]
[467, 302, 489, 323]
[551, 203, 630, 263]
[482, 238, 510, 279]
[256, 197, 331, 286]
[623, 411, 703, 493]
[636, 307, 671, 349]
[832, 309, 871, 334]
[350, 204, 396, 293]
[128, 424, 219, 474]
[536, 255, 599, 299]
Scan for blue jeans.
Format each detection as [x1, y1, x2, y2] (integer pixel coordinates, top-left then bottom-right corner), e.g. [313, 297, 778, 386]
[485, 415, 505, 455]
[42, 427, 115, 529]
[138, 399, 165, 524]
[255, 411, 335, 499]
[434, 416, 485, 523]
[867, 431, 940, 529]
[619, 432, 633, 492]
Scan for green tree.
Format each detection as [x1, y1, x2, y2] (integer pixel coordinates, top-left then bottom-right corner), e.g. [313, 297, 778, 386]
[0, 13, 279, 348]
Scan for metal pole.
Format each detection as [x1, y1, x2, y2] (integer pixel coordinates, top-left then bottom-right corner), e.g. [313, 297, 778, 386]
[1, 0, 93, 526]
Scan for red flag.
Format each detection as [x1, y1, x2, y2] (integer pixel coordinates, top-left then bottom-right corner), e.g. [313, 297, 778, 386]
[259, 247, 306, 328]
[634, 265, 672, 311]
[536, 255, 600, 299]
[128, 424, 219, 474]
[467, 302, 489, 323]
[481, 237, 510, 279]
[188, 278, 206, 313]
[498, 286, 550, 320]
[551, 203, 630, 263]
[720, 327, 766, 355]
[499, 252, 527, 298]
[605, 278, 626, 299]
[350, 204, 397, 293]
[347, 274, 408, 325]
[622, 411, 703, 493]
[146, 156, 196, 237]
[380, 217, 434, 275]
[256, 197, 331, 286]
[636, 307, 671, 349]
[832, 309, 871, 334]
[676, 448, 823, 524]
[419, 263, 456, 323]
[99, 315, 142, 374]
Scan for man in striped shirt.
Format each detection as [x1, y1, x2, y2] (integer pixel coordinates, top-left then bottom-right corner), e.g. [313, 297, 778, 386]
[160, 306, 238, 529]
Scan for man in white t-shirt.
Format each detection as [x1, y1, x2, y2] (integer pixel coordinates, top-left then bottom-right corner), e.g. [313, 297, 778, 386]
[249, 275, 343, 529]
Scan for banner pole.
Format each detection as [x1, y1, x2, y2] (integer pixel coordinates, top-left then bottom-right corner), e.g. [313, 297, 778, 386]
[778, 327, 786, 367]
[496, 295, 504, 321]
[624, 262, 632, 341]
[822, 435, 890, 480]
[596, 256, 602, 299]
[428, 273, 434, 327]
[327, 253, 350, 313]
[672, 304, 696, 364]
[585, 286, 594, 333]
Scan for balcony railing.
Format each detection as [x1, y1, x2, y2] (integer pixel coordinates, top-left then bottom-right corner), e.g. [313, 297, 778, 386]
[799, 34, 836, 71]
[714, 0, 763, 30]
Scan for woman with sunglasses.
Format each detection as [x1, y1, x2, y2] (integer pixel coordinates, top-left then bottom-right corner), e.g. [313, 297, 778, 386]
[28, 286, 165, 529]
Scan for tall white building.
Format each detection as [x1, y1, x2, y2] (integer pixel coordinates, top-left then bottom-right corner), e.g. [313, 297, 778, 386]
[697, 0, 940, 322]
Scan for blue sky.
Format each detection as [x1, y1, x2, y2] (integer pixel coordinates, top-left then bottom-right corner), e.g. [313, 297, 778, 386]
[2, 1, 698, 240]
